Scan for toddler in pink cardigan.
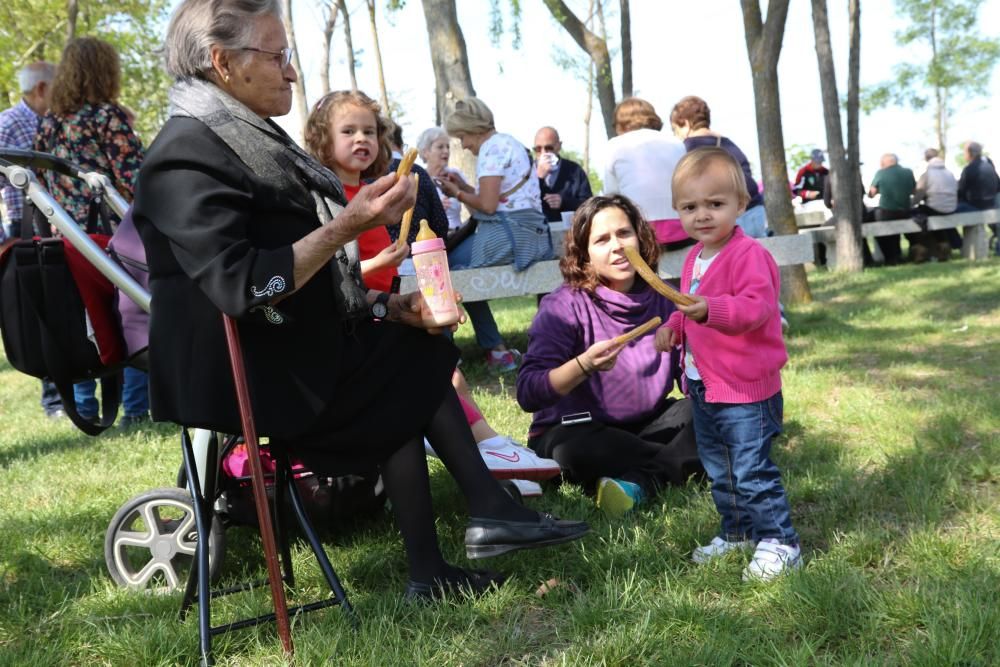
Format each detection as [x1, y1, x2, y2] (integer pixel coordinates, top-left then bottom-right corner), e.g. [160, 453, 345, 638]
[654, 147, 801, 581]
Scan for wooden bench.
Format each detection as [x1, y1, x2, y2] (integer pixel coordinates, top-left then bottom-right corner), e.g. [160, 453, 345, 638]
[400, 231, 816, 303]
[804, 208, 998, 268]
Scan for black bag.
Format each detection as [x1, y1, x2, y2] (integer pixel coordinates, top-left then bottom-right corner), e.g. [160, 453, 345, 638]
[445, 217, 479, 252]
[0, 201, 121, 435]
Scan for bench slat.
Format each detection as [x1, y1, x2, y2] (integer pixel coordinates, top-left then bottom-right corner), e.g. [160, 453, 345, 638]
[400, 233, 816, 303]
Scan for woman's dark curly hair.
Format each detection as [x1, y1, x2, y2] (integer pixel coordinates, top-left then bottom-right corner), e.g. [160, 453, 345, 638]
[559, 194, 660, 292]
[49, 37, 121, 115]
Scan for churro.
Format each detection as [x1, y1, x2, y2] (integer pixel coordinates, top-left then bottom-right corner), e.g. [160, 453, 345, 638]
[623, 246, 697, 306]
[395, 147, 418, 178]
[613, 316, 662, 346]
[396, 174, 418, 247]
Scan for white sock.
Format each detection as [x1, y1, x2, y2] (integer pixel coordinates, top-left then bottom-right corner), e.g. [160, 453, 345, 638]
[477, 434, 510, 449]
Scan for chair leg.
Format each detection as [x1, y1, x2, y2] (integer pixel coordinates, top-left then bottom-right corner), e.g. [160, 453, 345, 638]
[272, 453, 296, 587]
[179, 428, 215, 666]
[276, 451, 355, 622]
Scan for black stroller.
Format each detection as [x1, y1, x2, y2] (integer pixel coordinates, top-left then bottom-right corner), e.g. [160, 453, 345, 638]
[1, 149, 362, 664]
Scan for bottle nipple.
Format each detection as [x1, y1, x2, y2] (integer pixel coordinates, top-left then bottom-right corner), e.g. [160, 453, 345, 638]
[416, 219, 437, 241]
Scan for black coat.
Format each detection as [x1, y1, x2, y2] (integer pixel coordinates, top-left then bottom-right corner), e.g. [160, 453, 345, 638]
[133, 117, 455, 457]
[958, 157, 1000, 210]
[538, 158, 593, 222]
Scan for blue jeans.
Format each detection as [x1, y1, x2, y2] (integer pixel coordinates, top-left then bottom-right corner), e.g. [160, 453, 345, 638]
[448, 238, 504, 351]
[688, 379, 798, 544]
[40, 380, 63, 414]
[737, 204, 768, 239]
[74, 367, 149, 419]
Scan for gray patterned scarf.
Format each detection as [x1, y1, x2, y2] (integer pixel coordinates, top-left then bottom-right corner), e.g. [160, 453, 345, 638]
[168, 77, 368, 321]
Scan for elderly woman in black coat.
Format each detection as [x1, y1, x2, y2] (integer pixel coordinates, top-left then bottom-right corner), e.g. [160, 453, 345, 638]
[133, 0, 587, 601]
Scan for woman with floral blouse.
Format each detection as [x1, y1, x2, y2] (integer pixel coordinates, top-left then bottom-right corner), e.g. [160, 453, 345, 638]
[33, 36, 148, 428]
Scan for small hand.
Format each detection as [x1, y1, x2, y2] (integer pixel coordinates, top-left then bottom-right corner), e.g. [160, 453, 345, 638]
[654, 325, 677, 352]
[677, 295, 709, 323]
[380, 240, 409, 267]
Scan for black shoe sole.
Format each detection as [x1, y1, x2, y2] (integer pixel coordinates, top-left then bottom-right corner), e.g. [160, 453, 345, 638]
[465, 527, 589, 559]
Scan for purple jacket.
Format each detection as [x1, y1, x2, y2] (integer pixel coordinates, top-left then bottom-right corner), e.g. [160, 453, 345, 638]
[516, 283, 681, 433]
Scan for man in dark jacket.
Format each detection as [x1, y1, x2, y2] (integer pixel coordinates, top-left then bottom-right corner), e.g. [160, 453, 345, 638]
[534, 126, 593, 223]
[957, 141, 1000, 210]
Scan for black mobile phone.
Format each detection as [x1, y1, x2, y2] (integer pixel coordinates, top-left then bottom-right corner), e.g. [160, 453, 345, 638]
[560, 411, 593, 426]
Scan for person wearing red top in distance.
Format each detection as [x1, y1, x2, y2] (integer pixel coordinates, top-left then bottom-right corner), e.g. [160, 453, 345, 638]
[304, 90, 406, 291]
[655, 147, 801, 582]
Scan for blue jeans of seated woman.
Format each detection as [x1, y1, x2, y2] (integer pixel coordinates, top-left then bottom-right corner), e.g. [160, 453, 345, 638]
[736, 204, 768, 239]
[75, 367, 150, 419]
[687, 379, 798, 545]
[448, 235, 503, 350]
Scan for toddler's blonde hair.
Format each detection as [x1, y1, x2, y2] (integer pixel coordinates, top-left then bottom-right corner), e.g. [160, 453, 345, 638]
[672, 147, 751, 210]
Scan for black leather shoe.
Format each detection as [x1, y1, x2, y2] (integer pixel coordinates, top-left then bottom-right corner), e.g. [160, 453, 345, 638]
[465, 512, 590, 559]
[404, 567, 506, 602]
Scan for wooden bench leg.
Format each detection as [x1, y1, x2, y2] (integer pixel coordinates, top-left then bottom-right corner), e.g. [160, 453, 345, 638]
[961, 224, 989, 260]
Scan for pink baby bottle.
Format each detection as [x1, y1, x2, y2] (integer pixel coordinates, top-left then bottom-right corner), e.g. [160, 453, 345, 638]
[411, 219, 460, 327]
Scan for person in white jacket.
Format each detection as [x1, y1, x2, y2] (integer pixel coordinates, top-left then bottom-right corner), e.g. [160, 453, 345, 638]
[912, 148, 959, 262]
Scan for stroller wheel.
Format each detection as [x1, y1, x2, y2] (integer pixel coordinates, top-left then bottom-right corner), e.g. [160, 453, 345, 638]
[105, 487, 225, 591]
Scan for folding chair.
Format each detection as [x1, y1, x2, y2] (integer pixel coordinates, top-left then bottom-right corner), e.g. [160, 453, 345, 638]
[177, 314, 355, 666]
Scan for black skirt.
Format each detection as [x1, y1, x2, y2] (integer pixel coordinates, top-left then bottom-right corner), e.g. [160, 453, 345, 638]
[273, 319, 458, 475]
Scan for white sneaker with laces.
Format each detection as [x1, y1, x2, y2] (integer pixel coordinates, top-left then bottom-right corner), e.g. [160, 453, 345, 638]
[478, 436, 561, 481]
[692, 536, 755, 564]
[742, 539, 802, 581]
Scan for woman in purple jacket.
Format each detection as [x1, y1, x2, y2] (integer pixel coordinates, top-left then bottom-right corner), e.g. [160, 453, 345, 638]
[516, 195, 702, 517]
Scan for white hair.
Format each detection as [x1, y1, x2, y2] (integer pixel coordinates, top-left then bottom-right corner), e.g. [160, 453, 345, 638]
[17, 62, 56, 93]
[416, 126, 449, 157]
[163, 0, 282, 80]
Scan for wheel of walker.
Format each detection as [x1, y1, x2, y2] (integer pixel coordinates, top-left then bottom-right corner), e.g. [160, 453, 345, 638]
[104, 487, 226, 591]
[499, 480, 524, 505]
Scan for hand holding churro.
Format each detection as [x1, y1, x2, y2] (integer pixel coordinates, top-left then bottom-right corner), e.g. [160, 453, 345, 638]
[612, 316, 662, 346]
[623, 246, 696, 307]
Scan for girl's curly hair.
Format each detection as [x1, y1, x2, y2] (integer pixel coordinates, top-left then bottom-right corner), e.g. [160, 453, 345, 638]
[50, 37, 121, 115]
[559, 194, 660, 292]
[304, 90, 393, 180]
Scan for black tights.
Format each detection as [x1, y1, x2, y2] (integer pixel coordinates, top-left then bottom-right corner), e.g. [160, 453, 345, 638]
[380, 388, 534, 583]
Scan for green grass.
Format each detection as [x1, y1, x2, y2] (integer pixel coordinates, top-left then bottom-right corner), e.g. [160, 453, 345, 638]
[2, 259, 998, 666]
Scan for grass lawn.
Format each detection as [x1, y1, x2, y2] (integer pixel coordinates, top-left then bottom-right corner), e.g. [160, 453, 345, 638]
[1, 258, 998, 666]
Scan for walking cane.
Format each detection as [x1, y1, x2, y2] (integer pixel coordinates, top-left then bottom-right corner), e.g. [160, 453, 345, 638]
[221, 314, 293, 657]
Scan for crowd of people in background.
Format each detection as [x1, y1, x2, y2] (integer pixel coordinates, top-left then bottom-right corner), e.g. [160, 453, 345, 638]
[1, 0, 999, 599]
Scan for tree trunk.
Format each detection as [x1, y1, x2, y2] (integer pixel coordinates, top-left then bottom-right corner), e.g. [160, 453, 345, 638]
[811, 0, 863, 271]
[66, 0, 79, 41]
[419, 0, 477, 190]
[741, 0, 812, 304]
[619, 0, 632, 98]
[845, 0, 864, 257]
[929, 7, 945, 154]
[542, 0, 616, 138]
[365, 0, 390, 113]
[337, 0, 358, 91]
[583, 0, 595, 174]
[320, 1, 340, 96]
[282, 0, 309, 131]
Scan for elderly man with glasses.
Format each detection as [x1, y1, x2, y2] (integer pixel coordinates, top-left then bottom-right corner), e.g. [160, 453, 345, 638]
[533, 126, 593, 223]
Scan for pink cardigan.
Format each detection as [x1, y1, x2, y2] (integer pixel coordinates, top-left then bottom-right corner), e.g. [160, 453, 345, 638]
[665, 227, 787, 403]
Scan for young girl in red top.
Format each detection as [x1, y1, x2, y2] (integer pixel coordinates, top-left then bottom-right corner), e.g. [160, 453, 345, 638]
[655, 147, 801, 581]
[304, 90, 407, 291]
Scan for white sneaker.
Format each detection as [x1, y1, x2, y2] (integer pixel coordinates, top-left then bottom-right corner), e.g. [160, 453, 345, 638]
[507, 479, 543, 497]
[478, 436, 561, 481]
[692, 536, 755, 564]
[742, 539, 802, 581]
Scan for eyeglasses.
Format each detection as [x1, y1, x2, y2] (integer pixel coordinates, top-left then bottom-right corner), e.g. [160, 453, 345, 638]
[534, 144, 557, 153]
[241, 46, 294, 68]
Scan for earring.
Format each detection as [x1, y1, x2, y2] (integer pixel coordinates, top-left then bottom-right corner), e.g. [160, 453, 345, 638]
[223, 73, 231, 83]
